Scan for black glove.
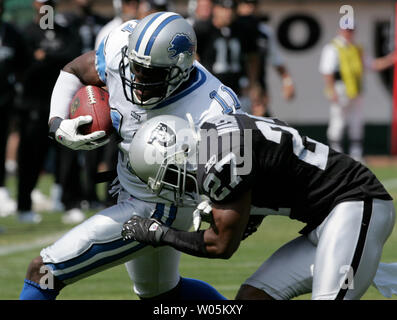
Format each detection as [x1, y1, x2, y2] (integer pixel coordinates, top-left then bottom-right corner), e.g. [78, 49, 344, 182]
[122, 216, 169, 246]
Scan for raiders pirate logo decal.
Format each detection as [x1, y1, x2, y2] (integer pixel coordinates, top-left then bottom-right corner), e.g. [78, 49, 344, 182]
[148, 123, 176, 147]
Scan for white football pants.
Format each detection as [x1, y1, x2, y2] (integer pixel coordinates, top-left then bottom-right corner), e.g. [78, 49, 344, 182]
[243, 199, 395, 300]
[327, 81, 364, 161]
[40, 189, 193, 298]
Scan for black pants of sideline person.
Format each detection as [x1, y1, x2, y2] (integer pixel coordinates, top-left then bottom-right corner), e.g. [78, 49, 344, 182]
[17, 107, 51, 212]
[0, 101, 12, 187]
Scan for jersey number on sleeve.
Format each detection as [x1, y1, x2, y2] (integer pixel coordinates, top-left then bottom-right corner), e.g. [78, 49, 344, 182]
[209, 86, 241, 114]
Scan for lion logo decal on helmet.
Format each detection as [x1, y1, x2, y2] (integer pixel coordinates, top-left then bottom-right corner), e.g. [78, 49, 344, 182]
[168, 33, 195, 59]
[148, 123, 177, 147]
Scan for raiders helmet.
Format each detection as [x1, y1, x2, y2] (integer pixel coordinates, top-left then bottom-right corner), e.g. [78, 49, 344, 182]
[129, 114, 200, 206]
[119, 12, 197, 109]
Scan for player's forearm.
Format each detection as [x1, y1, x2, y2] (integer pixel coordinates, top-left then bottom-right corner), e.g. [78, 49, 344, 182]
[48, 70, 84, 122]
[49, 51, 105, 123]
[161, 229, 210, 258]
[161, 228, 236, 259]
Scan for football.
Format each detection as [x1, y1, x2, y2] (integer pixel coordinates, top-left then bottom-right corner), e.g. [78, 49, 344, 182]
[69, 85, 113, 136]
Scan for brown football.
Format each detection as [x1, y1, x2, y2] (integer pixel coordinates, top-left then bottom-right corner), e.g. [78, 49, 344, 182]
[69, 85, 113, 136]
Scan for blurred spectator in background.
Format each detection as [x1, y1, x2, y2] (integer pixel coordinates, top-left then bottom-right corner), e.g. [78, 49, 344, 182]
[68, 0, 109, 53]
[236, 0, 295, 117]
[320, 25, 395, 162]
[95, 0, 140, 50]
[0, 0, 27, 217]
[16, 0, 81, 223]
[138, 0, 168, 18]
[193, 0, 259, 110]
[187, 0, 213, 25]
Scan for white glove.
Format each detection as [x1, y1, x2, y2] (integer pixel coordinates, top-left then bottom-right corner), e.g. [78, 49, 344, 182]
[54, 116, 109, 150]
[192, 199, 213, 231]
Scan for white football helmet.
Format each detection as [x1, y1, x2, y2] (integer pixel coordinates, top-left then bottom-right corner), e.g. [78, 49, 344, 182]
[129, 114, 200, 206]
[119, 12, 197, 109]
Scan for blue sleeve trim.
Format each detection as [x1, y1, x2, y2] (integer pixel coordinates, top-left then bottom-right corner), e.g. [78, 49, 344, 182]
[95, 37, 107, 84]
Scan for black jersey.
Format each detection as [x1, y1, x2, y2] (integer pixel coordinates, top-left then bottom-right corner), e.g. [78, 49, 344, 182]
[21, 19, 81, 107]
[196, 113, 392, 234]
[193, 19, 256, 95]
[234, 15, 270, 89]
[0, 21, 27, 107]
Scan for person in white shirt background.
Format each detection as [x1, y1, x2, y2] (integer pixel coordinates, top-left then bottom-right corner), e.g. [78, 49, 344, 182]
[319, 25, 395, 162]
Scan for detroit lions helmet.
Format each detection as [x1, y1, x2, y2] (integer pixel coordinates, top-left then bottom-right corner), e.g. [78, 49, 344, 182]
[119, 12, 197, 109]
[129, 114, 200, 206]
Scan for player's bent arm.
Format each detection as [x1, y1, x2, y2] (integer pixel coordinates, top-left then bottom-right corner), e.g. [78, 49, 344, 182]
[48, 51, 108, 150]
[63, 51, 105, 87]
[49, 51, 105, 123]
[200, 190, 252, 258]
[122, 190, 252, 259]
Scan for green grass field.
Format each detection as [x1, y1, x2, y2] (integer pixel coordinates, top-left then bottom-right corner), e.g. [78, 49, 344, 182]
[1, 163, 397, 300]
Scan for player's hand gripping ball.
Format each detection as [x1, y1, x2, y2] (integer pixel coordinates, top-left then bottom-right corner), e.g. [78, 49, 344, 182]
[69, 85, 114, 136]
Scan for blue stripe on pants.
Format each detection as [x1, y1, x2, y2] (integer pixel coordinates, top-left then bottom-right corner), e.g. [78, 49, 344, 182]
[46, 239, 146, 282]
[44, 202, 177, 283]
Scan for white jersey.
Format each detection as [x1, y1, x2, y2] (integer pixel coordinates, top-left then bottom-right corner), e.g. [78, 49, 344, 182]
[96, 20, 242, 203]
[94, 16, 123, 50]
[318, 35, 372, 76]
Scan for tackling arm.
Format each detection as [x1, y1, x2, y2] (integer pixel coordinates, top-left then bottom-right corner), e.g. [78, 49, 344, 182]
[200, 190, 252, 258]
[122, 190, 252, 259]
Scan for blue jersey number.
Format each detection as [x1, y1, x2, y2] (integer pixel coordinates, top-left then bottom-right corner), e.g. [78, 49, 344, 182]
[209, 86, 241, 114]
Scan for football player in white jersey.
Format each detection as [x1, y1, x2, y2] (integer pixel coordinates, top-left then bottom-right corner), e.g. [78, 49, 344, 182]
[19, 12, 242, 300]
[122, 113, 396, 300]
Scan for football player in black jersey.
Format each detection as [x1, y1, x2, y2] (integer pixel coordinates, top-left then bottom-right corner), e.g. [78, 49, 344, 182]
[122, 113, 395, 300]
[193, 0, 260, 103]
[235, 0, 295, 117]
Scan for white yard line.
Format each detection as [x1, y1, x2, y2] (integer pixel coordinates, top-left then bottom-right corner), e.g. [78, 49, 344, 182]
[0, 233, 63, 256]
